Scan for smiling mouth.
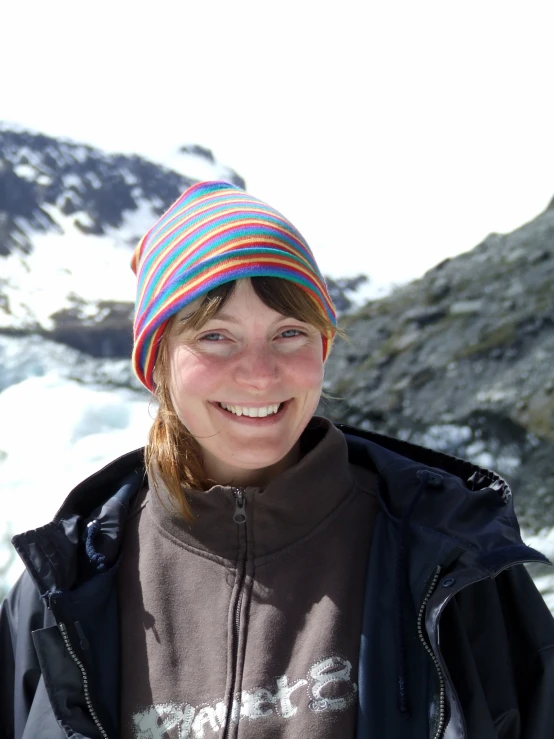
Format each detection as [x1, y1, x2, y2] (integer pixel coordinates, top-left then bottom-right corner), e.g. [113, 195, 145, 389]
[217, 401, 285, 418]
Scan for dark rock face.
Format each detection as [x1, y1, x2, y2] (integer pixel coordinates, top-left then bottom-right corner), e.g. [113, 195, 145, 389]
[179, 144, 215, 162]
[48, 300, 135, 358]
[320, 208, 554, 534]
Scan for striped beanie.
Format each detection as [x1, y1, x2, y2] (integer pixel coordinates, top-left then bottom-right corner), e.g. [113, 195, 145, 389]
[131, 181, 337, 392]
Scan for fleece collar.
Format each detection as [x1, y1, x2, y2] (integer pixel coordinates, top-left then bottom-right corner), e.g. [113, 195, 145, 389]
[146, 417, 376, 561]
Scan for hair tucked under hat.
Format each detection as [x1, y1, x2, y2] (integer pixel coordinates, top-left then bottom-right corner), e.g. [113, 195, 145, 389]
[131, 181, 337, 391]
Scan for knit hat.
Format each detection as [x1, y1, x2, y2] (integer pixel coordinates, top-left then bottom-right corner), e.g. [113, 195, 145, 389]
[131, 181, 337, 391]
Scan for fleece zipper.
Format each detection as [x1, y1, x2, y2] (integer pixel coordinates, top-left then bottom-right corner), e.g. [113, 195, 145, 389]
[222, 488, 248, 739]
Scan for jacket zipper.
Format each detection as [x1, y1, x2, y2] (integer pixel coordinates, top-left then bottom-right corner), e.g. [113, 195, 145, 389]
[416, 566, 446, 739]
[419, 555, 549, 739]
[222, 488, 248, 739]
[58, 622, 109, 739]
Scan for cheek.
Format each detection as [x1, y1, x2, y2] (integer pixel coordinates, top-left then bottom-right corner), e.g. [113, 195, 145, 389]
[284, 351, 325, 390]
[167, 358, 217, 432]
[168, 349, 222, 402]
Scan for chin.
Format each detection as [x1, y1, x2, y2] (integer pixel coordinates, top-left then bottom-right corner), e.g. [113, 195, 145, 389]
[233, 452, 287, 470]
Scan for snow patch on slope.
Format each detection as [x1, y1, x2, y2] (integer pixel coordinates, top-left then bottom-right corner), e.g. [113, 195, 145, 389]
[0, 200, 161, 330]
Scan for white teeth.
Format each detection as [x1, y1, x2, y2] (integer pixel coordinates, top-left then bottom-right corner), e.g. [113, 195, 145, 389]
[219, 403, 282, 417]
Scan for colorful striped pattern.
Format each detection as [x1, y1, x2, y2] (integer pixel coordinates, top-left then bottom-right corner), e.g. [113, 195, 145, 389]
[131, 181, 337, 391]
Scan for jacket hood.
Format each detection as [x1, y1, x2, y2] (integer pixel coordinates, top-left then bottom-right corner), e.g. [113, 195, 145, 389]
[340, 423, 549, 573]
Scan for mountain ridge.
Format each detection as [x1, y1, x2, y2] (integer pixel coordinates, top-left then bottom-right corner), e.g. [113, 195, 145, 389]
[321, 205, 554, 534]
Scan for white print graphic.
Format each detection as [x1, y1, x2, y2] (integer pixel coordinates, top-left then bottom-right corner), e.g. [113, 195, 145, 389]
[131, 655, 357, 738]
[309, 656, 358, 712]
[133, 702, 194, 739]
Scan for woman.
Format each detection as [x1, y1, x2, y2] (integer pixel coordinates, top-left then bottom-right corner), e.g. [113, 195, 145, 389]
[1, 181, 554, 739]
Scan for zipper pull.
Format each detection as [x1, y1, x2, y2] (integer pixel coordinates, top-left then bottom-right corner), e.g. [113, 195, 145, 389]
[233, 489, 246, 524]
[75, 621, 90, 651]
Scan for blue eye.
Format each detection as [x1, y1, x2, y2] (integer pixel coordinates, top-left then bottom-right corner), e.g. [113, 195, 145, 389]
[280, 329, 304, 338]
[200, 332, 225, 341]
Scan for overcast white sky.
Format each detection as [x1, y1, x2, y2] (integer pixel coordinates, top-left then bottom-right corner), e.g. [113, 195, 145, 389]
[2, 1, 554, 291]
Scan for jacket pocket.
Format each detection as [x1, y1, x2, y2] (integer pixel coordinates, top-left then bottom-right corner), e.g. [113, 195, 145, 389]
[20, 674, 66, 739]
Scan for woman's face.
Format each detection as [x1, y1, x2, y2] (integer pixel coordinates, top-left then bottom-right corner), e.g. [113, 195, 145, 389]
[165, 279, 324, 487]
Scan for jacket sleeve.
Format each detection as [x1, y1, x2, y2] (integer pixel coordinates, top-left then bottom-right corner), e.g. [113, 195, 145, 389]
[0, 573, 45, 739]
[440, 563, 554, 739]
[0, 584, 16, 739]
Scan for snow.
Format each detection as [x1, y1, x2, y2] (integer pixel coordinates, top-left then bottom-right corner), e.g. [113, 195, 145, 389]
[121, 169, 139, 187]
[104, 197, 160, 246]
[63, 173, 84, 191]
[43, 145, 70, 168]
[72, 145, 91, 164]
[75, 211, 96, 229]
[44, 142, 74, 168]
[0, 334, 143, 392]
[12, 146, 44, 168]
[86, 171, 102, 189]
[161, 147, 235, 184]
[0, 371, 152, 586]
[0, 335, 91, 390]
[13, 163, 37, 181]
[0, 204, 144, 330]
[0, 120, 27, 134]
[420, 424, 473, 449]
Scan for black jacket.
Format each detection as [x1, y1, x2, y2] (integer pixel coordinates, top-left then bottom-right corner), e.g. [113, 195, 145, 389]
[2, 423, 554, 739]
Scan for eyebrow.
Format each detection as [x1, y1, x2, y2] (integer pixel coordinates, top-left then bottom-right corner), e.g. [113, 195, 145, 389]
[177, 311, 240, 325]
[180, 311, 296, 326]
[210, 312, 240, 324]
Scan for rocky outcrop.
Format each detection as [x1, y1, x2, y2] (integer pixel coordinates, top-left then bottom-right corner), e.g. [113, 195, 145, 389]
[47, 299, 135, 358]
[321, 206, 554, 535]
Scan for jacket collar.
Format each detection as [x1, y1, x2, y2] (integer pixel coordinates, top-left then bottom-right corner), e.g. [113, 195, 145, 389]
[12, 421, 549, 601]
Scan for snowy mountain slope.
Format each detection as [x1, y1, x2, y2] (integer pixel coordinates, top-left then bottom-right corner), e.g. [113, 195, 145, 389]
[0, 126, 244, 351]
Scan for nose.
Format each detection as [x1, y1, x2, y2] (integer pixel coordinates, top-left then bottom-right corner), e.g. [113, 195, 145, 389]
[232, 342, 279, 391]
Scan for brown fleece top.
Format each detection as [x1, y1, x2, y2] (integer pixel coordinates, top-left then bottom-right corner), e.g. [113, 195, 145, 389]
[118, 417, 379, 739]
